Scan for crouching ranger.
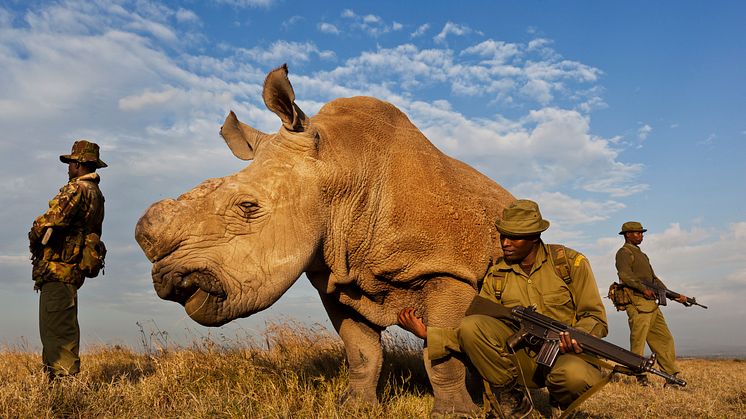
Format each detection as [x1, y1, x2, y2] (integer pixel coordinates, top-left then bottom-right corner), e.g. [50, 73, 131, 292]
[28, 140, 106, 380]
[399, 200, 608, 418]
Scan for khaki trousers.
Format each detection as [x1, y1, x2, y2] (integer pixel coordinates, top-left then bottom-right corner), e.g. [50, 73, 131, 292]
[39, 281, 80, 377]
[625, 304, 679, 375]
[458, 314, 603, 408]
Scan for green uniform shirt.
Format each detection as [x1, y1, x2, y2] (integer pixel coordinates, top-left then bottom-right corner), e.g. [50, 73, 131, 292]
[428, 242, 608, 359]
[615, 243, 665, 312]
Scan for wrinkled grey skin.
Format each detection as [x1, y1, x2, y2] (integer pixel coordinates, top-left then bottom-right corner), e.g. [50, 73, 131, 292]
[135, 65, 515, 416]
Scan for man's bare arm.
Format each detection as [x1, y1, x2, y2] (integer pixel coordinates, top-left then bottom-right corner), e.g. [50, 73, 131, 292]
[397, 307, 427, 339]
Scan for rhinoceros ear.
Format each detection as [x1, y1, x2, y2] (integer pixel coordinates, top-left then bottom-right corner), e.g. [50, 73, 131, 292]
[263, 64, 307, 132]
[219, 111, 269, 161]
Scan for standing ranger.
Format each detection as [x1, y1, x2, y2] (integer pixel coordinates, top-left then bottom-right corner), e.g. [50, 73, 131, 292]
[29, 140, 106, 380]
[615, 221, 686, 387]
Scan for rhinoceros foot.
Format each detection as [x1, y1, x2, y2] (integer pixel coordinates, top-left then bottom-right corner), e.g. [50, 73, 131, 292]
[337, 386, 378, 405]
[430, 395, 480, 418]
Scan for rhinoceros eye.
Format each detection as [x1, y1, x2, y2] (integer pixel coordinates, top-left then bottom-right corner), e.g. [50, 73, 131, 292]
[237, 201, 260, 220]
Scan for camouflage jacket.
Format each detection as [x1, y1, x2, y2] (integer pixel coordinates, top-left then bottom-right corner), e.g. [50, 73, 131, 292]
[29, 172, 105, 289]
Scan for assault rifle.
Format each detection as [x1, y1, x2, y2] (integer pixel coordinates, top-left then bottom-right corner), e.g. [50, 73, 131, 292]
[466, 296, 686, 386]
[640, 280, 707, 309]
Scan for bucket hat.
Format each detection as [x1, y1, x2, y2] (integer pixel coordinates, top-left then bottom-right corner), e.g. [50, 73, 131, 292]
[619, 221, 647, 235]
[60, 140, 107, 168]
[495, 199, 550, 237]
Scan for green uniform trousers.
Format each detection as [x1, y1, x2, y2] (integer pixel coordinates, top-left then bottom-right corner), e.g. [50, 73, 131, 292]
[458, 314, 603, 408]
[625, 304, 679, 375]
[39, 281, 80, 377]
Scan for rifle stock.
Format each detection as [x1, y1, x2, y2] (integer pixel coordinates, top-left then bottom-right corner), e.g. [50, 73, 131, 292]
[466, 296, 687, 386]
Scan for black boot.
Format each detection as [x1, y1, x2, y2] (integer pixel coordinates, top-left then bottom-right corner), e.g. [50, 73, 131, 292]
[490, 383, 533, 419]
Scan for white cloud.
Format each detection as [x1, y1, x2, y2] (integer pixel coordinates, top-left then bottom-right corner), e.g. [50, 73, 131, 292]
[175, 8, 200, 25]
[527, 38, 552, 50]
[521, 78, 553, 103]
[236, 40, 336, 65]
[362, 14, 381, 24]
[434, 22, 474, 44]
[698, 133, 716, 145]
[462, 40, 520, 63]
[399, 103, 647, 203]
[337, 8, 399, 37]
[316, 40, 603, 110]
[281, 15, 304, 31]
[318, 22, 340, 35]
[638, 123, 652, 140]
[119, 88, 180, 110]
[411, 23, 430, 38]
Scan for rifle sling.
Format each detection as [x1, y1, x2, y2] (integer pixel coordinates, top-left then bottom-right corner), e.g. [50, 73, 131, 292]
[558, 353, 631, 418]
[465, 296, 515, 321]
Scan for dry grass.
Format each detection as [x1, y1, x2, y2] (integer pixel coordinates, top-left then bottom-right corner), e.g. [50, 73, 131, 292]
[1, 321, 744, 418]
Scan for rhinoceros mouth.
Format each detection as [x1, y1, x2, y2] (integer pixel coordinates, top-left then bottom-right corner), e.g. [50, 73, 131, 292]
[153, 263, 227, 306]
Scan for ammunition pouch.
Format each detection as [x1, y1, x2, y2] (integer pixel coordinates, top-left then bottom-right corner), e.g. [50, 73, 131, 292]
[79, 233, 106, 278]
[61, 231, 84, 263]
[607, 282, 633, 311]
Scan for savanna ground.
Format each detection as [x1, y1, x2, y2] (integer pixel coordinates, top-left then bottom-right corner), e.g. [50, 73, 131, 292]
[1, 320, 744, 418]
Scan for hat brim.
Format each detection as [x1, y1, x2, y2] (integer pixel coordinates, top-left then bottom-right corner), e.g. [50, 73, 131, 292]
[60, 154, 108, 168]
[496, 220, 550, 237]
[619, 229, 647, 235]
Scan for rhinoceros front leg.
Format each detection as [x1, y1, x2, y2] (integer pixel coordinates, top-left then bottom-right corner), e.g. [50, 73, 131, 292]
[424, 281, 481, 417]
[318, 292, 382, 404]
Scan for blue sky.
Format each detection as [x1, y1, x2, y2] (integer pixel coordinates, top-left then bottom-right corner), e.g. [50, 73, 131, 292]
[1, 0, 744, 356]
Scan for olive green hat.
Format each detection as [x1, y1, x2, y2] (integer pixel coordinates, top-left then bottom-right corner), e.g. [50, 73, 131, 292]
[60, 139, 107, 168]
[619, 221, 647, 235]
[495, 199, 550, 237]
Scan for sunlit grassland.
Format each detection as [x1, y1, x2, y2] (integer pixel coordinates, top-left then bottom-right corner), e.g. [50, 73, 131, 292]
[1, 320, 744, 418]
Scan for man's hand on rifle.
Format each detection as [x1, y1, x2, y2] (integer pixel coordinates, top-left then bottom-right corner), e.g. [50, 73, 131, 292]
[397, 307, 427, 340]
[643, 288, 656, 299]
[558, 331, 583, 354]
[676, 294, 689, 304]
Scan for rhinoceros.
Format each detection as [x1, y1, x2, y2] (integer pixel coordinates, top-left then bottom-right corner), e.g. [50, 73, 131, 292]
[135, 64, 515, 415]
